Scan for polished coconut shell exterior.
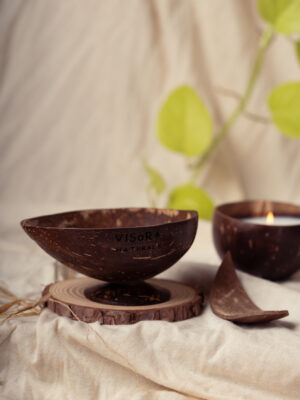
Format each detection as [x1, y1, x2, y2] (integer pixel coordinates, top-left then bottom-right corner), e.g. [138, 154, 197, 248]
[21, 208, 198, 282]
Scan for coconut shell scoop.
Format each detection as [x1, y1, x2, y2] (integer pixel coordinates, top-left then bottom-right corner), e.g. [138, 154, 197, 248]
[209, 253, 289, 323]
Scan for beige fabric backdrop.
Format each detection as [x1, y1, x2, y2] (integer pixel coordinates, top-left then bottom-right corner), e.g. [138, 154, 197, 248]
[0, 0, 300, 208]
[1, 1, 300, 400]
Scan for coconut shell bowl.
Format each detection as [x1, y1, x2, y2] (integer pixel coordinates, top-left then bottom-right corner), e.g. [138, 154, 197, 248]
[21, 208, 204, 324]
[213, 200, 300, 280]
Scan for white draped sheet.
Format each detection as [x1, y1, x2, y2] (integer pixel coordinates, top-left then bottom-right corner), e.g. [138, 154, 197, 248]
[1, 1, 300, 399]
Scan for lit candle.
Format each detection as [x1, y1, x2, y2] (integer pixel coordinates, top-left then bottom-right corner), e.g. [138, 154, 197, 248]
[242, 212, 300, 226]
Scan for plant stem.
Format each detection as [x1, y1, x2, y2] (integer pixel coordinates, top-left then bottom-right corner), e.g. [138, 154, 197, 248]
[192, 26, 274, 180]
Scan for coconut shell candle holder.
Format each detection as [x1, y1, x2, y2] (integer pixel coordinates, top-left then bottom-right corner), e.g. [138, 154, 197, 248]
[213, 200, 300, 280]
[21, 208, 203, 324]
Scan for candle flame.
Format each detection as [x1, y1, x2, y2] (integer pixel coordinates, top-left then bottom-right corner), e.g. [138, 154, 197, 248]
[266, 211, 274, 225]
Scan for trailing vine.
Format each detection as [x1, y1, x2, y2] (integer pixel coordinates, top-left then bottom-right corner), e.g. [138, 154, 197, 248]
[144, 0, 300, 219]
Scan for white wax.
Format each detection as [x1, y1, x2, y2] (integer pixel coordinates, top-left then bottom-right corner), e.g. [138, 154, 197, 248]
[241, 216, 300, 226]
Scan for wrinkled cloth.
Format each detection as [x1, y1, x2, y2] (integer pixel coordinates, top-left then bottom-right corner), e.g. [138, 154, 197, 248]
[0, 0, 300, 207]
[1, 0, 300, 399]
[1, 204, 300, 400]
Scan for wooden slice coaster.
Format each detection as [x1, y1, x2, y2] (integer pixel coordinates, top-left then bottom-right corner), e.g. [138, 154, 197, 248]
[44, 278, 204, 325]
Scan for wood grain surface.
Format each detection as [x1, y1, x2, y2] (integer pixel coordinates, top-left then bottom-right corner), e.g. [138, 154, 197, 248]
[44, 278, 204, 325]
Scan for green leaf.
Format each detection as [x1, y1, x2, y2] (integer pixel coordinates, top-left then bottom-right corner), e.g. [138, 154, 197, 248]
[143, 160, 166, 195]
[257, 0, 300, 34]
[167, 183, 214, 221]
[276, 1, 300, 33]
[268, 82, 300, 137]
[257, 0, 293, 24]
[295, 41, 300, 65]
[157, 85, 213, 157]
